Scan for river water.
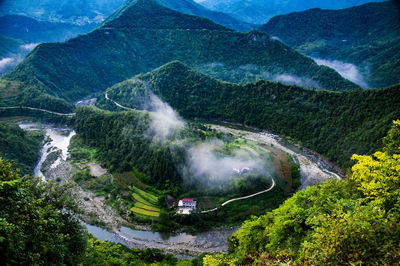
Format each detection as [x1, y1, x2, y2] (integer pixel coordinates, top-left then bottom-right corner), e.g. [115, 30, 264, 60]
[19, 121, 341, 256]
[85, 224, 236, 257]
[19, 123, 75, 180]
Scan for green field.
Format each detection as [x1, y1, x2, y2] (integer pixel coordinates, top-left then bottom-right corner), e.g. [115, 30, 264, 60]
[131, 207, 160, 217]
[130, 184, 160, 219]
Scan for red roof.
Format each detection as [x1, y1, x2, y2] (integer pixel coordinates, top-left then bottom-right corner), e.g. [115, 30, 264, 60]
[182, 198, 194, 203]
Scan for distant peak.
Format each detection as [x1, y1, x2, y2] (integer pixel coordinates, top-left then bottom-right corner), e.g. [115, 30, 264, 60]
[103, 0, 229, 31]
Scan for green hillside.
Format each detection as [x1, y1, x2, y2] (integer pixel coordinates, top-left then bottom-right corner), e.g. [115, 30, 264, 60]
[1, 0, 358, 112]
[204, 121, 400, 265]
[0, 122, 43, 174]
[260, 1, 400, 88]
[106, 61, 400, 168]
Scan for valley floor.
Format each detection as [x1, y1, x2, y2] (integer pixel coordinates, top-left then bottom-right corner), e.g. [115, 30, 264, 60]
[14, 118, 342, 257]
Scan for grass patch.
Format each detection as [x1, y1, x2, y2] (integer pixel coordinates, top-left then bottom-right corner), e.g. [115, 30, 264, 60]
[131, 186, 158, 205]
[131, 207, 160, 217]
[69, 135, 98, 163]
[134, 202, 160, 212]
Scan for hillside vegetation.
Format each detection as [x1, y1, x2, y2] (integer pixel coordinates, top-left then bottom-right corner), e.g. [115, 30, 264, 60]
[261, 1, 400, 88]
[204, 120, 400, 265]
[0, 122, 43, 175]
[106, 61, 400, 168]
[74, 107, 183, 192]
[1, 0, 358, 112]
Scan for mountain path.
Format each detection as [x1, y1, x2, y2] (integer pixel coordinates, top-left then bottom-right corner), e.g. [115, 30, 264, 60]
[201, 179, 275, 213]
[0, 106, 75, 116]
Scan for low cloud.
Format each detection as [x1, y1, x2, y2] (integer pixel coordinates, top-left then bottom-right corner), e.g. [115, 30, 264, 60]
[0, 58, 16, 72]
[145, 92, 185, 141]
[20, 43, 39, 51]
[186, 140, 271, 186]
[313, 58, 369, 88]
[0, 57, 21, 75]
[273, 73, 323, 89]
[270, 36, 282, 42]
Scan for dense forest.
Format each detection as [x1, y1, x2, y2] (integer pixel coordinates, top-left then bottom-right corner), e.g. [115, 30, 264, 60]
[260, 1, 400, 88]
[0, 122, 43, 175]
[204, 120, 400, 265]
[0, 0, 358, 113]
[74, 107, 184, 192]
[107, 61, 400, 168]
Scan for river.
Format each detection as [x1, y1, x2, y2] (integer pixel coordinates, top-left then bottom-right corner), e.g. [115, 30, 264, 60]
[18, 121, 341, 257]
[19, 123, 75, 180]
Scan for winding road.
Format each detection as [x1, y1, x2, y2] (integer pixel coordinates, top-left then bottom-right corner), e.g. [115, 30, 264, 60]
[105, 92, 135, 111]
[0, 106, 75, 116]
[201, 178, 276, 213]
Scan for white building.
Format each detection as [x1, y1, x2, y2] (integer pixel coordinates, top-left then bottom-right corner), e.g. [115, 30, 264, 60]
[177, 198, 197, 215]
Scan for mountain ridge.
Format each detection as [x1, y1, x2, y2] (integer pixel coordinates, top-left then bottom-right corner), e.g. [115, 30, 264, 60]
[260, 1, 400, 88]
[105, 60, 400, 167]
[1, 0, 359, 112]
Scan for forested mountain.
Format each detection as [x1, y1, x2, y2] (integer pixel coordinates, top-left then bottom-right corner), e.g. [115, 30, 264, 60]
[106, 61, 400, 168]
[260, 1, 400, 88]
[0, 0, 358, 113]
[0, 0, 253, 31]
[0, 15, 93, 43]
[0, 0, 126, 25]
[195, 0, 384, 24]
[0, 122, 43, 175]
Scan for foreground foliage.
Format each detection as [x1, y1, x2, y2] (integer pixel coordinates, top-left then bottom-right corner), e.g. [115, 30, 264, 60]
[0, 157, 198, 265]
[204, 121, 400, 265]
[0, 158, 87, 265]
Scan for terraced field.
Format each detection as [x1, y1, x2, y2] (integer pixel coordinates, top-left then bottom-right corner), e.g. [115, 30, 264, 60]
[114, 171, 161, 219]
[131, 186, 160, 218]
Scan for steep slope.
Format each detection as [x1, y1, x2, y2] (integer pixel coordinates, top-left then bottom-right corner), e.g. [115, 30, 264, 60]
[195, 0, 385, 24]
[0, 15, 93, 43]
[156, 0, 255, 31]
[260, 1, 400, 88]
[0, 122, 43, 174]
[106, 61, 400, 167]
[1, 0, 358, 112]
